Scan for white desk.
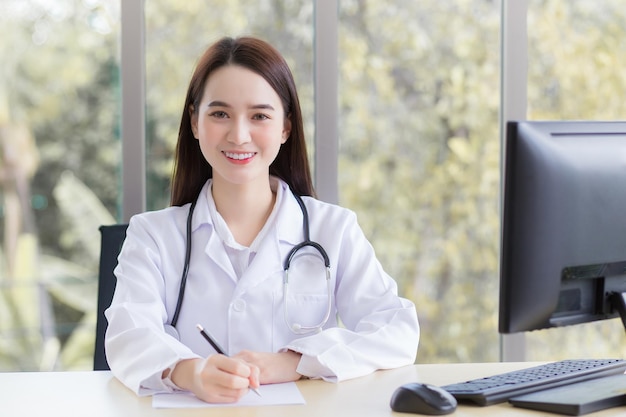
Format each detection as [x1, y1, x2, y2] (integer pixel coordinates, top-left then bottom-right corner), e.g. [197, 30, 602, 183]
[2, 362, 625, 416]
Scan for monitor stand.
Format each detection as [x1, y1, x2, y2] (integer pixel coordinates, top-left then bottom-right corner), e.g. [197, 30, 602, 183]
[609, 292, 626, 332]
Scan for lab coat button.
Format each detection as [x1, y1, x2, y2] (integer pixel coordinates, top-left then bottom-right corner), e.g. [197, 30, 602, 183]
[232, 299, 246, 312]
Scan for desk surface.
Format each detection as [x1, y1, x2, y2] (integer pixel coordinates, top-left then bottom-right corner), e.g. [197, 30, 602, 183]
[2, 362, 624, 416]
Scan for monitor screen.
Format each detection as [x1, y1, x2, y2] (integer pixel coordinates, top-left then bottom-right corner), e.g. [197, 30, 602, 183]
[499, 121, 626, 334]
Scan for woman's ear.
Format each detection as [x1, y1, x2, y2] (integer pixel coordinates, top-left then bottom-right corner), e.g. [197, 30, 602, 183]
[282, 116, 292, 144]
[189, 105, 199, 139]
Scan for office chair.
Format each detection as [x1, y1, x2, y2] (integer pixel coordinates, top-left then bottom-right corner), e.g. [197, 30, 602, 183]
[94, 224, 128, 371]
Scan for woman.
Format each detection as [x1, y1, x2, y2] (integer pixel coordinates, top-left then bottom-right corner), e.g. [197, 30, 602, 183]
[105, 36, 419, 404]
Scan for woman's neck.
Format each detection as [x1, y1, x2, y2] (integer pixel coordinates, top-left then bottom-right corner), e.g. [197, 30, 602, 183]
[211, 178, 276, 247]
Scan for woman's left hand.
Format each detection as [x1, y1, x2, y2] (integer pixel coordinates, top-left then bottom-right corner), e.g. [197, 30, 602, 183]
[233, 349, 303, 384]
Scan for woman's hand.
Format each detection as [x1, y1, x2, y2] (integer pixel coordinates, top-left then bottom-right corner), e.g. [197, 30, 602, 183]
[233, 349, 303, 384]
[169, 355, 260, 403]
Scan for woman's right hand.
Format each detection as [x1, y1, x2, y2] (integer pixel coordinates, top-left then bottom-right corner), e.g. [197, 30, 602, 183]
[170, 355, 260, 403]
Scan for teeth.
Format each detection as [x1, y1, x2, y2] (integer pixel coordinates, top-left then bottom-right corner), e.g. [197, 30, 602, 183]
[224, 152, 255, 160]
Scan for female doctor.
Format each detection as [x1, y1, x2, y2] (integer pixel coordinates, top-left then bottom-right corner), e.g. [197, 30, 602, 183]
[105, 36, 419, 404]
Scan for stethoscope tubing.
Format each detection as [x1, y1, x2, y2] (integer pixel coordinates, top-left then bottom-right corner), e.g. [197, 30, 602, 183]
[169, 197, 197, 328]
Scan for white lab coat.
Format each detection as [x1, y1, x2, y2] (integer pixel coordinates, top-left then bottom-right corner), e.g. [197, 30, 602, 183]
[105, 178, 419, 396]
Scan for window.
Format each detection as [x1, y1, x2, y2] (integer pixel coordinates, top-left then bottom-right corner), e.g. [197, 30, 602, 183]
[2, 0, 624, 372]
[0, 0, 120, 371]
[528, 0, 626, 121]
[523, 0, 626, 360]
[338, 1, 501, 363]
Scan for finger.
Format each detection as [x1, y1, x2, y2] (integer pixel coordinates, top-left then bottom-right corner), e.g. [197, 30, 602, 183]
[248, 363, 261, 389]
[199, 356, 249, 391]
[218, 350, 261, 388]
[216, 355, 255, 379]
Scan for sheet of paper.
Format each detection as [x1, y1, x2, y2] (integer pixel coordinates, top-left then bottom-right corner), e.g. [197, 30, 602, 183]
[152, 382, 306, 408]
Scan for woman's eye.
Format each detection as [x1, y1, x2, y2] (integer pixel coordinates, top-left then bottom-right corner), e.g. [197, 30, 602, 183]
[252, 113, 270, 120]
[209, 111, 228, 119]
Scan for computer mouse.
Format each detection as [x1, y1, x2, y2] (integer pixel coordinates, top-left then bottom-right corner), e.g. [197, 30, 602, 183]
[390, 382, 457, 415]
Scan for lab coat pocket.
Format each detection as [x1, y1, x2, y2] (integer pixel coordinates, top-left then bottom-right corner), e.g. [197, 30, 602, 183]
[281, 291, 331, 334]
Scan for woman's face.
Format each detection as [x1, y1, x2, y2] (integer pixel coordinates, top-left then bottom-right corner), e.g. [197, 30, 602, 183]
[191, 65, 290, 189]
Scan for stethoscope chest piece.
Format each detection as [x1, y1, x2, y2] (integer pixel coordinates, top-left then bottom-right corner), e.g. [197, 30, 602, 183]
[282, 194, 332, 334]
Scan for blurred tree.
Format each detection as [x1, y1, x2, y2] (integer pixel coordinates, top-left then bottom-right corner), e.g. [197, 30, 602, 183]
[528, 0, 626, 120]
[338, 0, 501, 362]
[0, 0, 119, 370]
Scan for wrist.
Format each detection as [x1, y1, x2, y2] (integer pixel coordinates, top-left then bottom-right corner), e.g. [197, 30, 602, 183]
[286, 350, 304, 380]
[168, 358, 201, 391]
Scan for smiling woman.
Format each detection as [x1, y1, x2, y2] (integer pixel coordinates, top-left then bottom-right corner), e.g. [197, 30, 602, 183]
[104, 36, 419, 404]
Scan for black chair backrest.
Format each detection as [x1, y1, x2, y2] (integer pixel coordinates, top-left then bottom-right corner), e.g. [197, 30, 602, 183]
[94, 224, 128, 371]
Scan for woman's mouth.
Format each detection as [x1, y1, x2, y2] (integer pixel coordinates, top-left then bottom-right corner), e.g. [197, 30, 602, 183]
[223, 151, 256, 160]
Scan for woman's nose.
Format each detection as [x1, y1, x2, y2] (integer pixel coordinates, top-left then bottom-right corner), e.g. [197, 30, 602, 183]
[228, 119, 252, 145]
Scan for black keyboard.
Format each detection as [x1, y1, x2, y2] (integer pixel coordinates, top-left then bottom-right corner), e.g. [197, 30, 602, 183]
[442, 359, 626, 406]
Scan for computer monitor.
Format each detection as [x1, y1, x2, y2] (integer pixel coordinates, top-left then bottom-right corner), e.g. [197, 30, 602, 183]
[499, 120, 626, 334]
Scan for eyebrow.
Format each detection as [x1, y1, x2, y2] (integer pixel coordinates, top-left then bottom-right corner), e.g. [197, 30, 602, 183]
[207, 100, 276, 111]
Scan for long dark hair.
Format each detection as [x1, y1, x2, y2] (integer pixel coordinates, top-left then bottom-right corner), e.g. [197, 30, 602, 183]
[170, 36, 315, 206]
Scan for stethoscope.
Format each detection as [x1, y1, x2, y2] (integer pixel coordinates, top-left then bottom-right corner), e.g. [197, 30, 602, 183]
[166, 189, 332, 338]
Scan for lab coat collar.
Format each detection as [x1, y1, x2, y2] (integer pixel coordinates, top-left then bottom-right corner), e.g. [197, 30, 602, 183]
[274, 178, 307, 247]
[188, 180, 213, 235]
[187, 178, 307, 286]
[184, 181, 236, 279]
[191, 178, 306, 245]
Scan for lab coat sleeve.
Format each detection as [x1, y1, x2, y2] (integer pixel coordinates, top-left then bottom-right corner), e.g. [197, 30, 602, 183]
[104, 214, 201, 396]
[282, 209, 419, 382]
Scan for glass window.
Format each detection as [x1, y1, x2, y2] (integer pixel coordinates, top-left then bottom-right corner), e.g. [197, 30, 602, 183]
[0, 0, 121, 371]
[5, 0, 623, 373]
[528, 0, 626, 121]
[338, 1, 501, 363]
[144, 0, 315, 210]
[525, 0, 626, 360]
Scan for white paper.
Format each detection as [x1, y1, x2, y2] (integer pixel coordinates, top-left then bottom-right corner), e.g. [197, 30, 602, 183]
[152, 382, 306, 408]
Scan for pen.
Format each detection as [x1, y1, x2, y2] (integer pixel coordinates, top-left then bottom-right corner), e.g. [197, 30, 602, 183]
[196, 324, 262, 397]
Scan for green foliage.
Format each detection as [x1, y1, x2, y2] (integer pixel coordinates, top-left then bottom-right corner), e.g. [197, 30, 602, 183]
[338, 1, 501, 363]
[528, 0, 626, 120]
[0, 0, 119, 371]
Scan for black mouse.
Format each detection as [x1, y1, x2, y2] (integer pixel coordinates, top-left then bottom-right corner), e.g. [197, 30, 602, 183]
[390, 382, 457, 415]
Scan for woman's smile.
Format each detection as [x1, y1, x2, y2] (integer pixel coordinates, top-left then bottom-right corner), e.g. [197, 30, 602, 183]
[223, 151, 257, 162]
